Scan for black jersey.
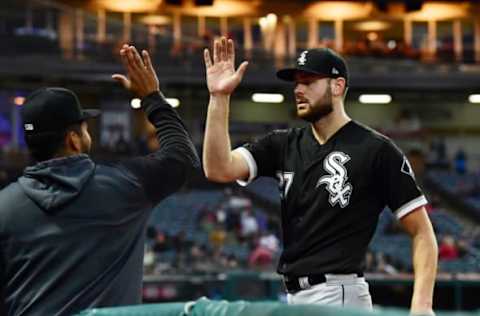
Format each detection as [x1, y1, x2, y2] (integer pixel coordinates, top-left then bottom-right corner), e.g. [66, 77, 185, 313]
[235, 120, 427, 276]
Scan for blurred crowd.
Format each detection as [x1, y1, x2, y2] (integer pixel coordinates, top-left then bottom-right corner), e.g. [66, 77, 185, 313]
[142, 185, 480, 276]
[143, 189, 282, 275]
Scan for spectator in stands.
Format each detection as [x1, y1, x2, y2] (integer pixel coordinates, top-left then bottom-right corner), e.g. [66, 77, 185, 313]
[226, 254, 239, 269]
[153, 231, 170, 253]
[255, 210, 268, 232]
[216, 207, 227, 224]
[248, 243, 274, 268]
[172, 231, 192, 254]
[189, 244, 214, 272]
[472, 228, 480, 249]
[225, 206, 241, 232]
[454, 148, 467, 174]
[456, 238, 470, 258]
[248, 232, 278, 269]
[173, 232, 192, 271]
[240, 209, 259, 238]
[376, 252, 398, 275]
[439, 235, 459, 261]
[144, 246, 156, 275]
[427, 137, 448, 169]
[209, 224, 227, 249]
[227, 190, 252, 209]
[258, 230, 280, 254]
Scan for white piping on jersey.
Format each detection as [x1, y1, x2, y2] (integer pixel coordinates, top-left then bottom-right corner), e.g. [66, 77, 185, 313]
[394, 195, 428, 219]
[233, 147, 258, 187]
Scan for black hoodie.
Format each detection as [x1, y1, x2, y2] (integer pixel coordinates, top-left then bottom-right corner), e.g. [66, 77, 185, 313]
[0, 93, 200, 316]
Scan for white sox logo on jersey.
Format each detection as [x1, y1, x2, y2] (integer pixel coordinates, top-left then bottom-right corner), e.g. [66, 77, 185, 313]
[316, 151, 352, 208]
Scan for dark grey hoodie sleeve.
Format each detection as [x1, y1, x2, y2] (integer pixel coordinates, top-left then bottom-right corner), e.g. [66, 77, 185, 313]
[121, 92, 200, 204]
[0, 248, 5, 314]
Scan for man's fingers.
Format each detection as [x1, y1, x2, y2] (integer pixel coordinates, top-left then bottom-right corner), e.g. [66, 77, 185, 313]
[119, 48, 130, 72]
[227, 39, 235, 64]
[125, 46, 141, 73]
[142, 50, 155, 75]
[213, 39, 220, 64]
[235, 61, 249, 80]
[125, 47, 137, 70]
[130, 46, 145, 69]
[119, 47, 140, 86]
[111, 74, 130, 88]
[204, 49, 212, 69]
[221, 37, 227, 62]
[125, 47, 143, 81]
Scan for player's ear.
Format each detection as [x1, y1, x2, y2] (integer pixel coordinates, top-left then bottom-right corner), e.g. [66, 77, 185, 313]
[332, 78, 346, 97]
[65, 130, 82, 153]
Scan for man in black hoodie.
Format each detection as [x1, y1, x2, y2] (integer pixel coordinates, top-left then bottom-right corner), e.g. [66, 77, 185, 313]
[0, 45, 200, 315]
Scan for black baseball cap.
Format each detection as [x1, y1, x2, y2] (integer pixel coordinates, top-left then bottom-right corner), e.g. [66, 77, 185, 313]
[21, 87, 101, 134]
[276, 48, 349, 85]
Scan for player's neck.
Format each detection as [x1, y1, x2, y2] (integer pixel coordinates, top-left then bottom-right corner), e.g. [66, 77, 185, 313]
[311, 107, 351, 145]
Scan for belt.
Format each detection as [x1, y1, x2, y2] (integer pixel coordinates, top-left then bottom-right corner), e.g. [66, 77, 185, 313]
[283, 273, 364, 293]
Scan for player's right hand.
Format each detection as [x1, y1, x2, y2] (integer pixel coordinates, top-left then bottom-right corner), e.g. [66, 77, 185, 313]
[112, 44, 160, 99]
[204, 37, 248, 96]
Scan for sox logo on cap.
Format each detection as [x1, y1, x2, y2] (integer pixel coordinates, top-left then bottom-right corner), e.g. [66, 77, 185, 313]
[297, 51, 308, 65]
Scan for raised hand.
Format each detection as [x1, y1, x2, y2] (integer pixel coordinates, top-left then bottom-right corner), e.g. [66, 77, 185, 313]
[112, 44, 160, 99]
[204, 37, 248, 96]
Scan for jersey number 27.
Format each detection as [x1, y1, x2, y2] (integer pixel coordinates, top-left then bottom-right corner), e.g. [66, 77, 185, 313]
[276, 171, 294, 199]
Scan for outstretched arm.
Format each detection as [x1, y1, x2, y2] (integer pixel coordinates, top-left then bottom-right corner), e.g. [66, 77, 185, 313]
[203, 37, 250, 182]
[400, 207, 438, 316]
[112, 45, 200, 203]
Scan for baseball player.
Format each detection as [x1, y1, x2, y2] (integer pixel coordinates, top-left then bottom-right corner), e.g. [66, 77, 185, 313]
[202, 37, 437, 315]
[0, 45, 199, 315]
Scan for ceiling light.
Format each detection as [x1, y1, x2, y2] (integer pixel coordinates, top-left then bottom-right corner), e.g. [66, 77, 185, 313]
[252, 93, 284, 103]
[14, 96, 25, 106]
[166, 98, 180, 108]
[359, 94, 392, 104]
[130, 98, 141, 109]
[469, 94, 480, 104]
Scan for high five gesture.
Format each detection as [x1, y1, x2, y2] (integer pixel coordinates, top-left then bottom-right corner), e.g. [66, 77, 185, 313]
[202, 37, 251, 183]
[204, 37, 248, 96]
[112, 44, 160, 99]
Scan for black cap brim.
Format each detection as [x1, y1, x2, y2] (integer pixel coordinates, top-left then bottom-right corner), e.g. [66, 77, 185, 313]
[276, 67, 330, 82]
[81, 109, 101, 120]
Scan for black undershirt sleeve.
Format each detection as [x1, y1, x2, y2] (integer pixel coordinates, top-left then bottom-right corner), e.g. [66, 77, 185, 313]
[0, 245, 5, 314]
[120, 92, 200, 205]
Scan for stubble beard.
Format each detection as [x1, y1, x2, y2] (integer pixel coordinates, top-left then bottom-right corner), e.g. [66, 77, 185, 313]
[297, 88, 333, 123]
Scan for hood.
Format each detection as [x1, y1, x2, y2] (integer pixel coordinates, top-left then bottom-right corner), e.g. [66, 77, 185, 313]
[19, 154, 95, 212]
